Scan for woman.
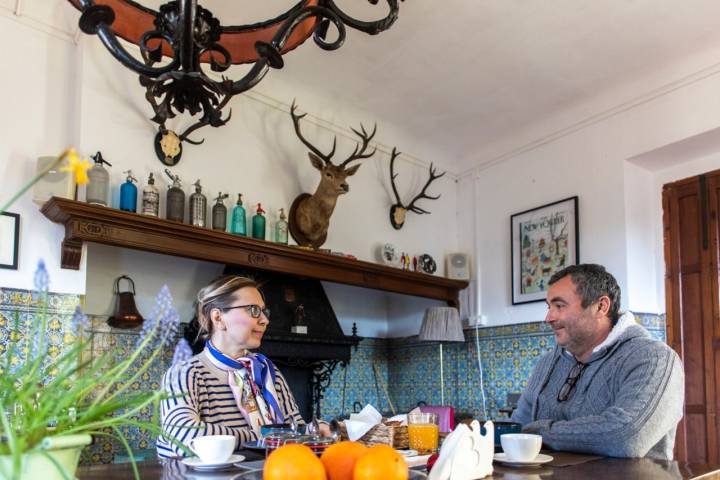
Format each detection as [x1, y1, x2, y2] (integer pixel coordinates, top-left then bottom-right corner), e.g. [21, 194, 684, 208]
[156, 275, 304, 458]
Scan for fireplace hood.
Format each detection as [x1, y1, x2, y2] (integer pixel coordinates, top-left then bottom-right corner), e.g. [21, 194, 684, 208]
[185, 267, 358, 362]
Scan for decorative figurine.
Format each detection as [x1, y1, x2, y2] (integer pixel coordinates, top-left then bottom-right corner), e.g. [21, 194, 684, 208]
[119, 170, 138, 212]
[212, 192, 229, 231]
[413, 256, 418, 272]
[288, 100, 378, 249]
[189, 180, 207, 227]
[230, 193, 247, 236]
[86, 151, 112, 206]
[141, 172, 159, 217]
[252, 203, 266, 240]
[388, 148, 446, 229]
[164, 169, 185, 223]
[275, 208, 289, 244]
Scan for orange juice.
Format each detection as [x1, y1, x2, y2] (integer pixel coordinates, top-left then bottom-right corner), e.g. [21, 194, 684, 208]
[408, 423, 439, 453]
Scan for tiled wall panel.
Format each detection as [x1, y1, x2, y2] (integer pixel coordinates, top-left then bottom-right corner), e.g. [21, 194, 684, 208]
[1, 286, 666, 464]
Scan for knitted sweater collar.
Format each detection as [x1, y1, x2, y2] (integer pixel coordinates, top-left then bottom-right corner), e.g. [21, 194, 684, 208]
[562, 311, 645, 362]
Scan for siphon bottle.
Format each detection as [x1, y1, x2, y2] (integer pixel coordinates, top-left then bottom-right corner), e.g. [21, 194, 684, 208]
[86, 151, 112, 206]
[164, 169, 185, 222]
[275, 208, 289, 244]
[230, 194, 247, 236]
[141, 172, 160, 216]
[252, 203, 266, 240]
[189, 180, 207, 227]
[212, 192, 229, 231]
[119, 170, 138, 212]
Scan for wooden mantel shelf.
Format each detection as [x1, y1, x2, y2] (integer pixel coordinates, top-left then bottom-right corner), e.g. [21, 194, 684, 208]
[41, 198, 468, 305]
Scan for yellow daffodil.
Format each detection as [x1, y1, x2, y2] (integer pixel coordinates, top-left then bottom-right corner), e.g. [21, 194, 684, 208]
[60, 148, 91, 185]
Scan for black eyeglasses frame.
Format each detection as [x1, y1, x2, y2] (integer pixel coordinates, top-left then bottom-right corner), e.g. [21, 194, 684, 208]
[557, 362, 588, 402]
[222, 304, 271, 319]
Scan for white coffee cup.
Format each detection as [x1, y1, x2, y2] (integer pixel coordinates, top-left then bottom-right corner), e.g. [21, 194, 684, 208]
[500, 433, 542, 462]
[189, 435, 236, 464]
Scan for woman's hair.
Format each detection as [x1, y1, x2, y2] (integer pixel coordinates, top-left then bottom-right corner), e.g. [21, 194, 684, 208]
[195, 275, 259, 340]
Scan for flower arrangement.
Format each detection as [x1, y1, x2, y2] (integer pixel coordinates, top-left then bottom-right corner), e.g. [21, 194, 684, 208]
[0, 149, 190, 479]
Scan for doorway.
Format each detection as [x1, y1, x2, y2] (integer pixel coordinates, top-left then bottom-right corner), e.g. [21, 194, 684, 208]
[662, 169, 720, 463]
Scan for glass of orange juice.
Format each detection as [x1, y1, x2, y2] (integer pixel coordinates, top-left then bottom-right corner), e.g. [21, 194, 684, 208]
[407, 412, 439, 454]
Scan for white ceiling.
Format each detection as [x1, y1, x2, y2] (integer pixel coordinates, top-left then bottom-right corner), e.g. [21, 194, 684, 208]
[14, 1, 720, 173]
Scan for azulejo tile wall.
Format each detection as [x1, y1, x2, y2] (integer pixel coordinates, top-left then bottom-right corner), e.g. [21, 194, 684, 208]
[320, 312, 667, 422]
[0, 286, 667, 465]
[0, 288, 81, 377]
[0, 287, 179, 465]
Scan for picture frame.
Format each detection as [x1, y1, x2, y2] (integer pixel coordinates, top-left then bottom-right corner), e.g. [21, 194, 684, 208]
[511, 196, 578, 305]
[0, 212, 20, 270]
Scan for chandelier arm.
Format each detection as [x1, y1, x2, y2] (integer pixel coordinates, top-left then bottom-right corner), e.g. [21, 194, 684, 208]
[321, 0, 401, 35]
[95, 25, 182, 77]
[274, 6, 345, 51]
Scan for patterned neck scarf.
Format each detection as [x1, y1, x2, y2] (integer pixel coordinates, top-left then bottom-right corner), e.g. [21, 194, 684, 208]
[205, 340, 283, 435]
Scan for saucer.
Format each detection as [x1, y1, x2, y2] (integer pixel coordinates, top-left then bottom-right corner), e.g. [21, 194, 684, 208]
[493, 453, 553, 467]
[182, 454, 245, 470]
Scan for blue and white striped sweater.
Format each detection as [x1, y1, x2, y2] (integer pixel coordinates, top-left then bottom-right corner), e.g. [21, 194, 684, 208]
[156, 351, 303, 458]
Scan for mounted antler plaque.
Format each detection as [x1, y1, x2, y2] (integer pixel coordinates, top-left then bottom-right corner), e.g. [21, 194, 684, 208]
[288, 100, 378, 249]
[389, 148, 446, 229]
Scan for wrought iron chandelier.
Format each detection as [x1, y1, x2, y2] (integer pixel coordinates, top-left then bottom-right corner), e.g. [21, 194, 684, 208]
[68, 0, 403, 165]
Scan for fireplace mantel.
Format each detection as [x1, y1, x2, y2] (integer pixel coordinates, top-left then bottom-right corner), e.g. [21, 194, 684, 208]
[41, 197, 468, 305]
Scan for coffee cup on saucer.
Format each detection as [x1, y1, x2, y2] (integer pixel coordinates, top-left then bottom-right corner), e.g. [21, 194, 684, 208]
[500, 433, 542, 462]
[189, 435, 236, 464]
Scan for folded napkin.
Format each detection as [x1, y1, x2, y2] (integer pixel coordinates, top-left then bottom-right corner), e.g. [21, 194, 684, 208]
[345, 404, 383, 441]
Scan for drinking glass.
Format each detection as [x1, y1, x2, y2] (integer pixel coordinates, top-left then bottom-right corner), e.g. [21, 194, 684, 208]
[408, 412, 439, 454]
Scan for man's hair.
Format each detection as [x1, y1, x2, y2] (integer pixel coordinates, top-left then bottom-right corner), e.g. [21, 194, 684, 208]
[549, 264, 621, 325]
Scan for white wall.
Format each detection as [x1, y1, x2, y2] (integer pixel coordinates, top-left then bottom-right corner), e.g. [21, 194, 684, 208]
[0, 13, 86, 293]
[459, 45, 720, 325]
[0, 9, 458, 338]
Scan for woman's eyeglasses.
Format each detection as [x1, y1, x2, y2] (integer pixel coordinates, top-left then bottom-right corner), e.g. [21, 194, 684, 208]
[557, 362, 587, 402]
[222, 304, 271, 319]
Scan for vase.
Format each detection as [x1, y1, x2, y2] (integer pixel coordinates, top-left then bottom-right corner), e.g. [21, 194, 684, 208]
[0, 434, 92, 480]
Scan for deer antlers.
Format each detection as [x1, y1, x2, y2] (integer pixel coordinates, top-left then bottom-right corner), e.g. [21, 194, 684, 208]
[290, 99, 377, 166]
[389, 147, 446, 229]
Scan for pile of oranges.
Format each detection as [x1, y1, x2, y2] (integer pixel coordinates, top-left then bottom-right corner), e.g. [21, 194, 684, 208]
[263, 441, 409, 480]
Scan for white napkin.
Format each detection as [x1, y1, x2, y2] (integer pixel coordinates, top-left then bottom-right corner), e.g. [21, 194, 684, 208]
[386, 406, 422, 426]
[345, 404, 383, 441]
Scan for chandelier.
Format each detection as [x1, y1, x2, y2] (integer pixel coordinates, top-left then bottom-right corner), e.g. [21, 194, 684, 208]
[68, 0, 403, 165]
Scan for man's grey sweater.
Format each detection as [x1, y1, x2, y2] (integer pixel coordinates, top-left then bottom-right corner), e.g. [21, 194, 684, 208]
[512, 314, 684, 460]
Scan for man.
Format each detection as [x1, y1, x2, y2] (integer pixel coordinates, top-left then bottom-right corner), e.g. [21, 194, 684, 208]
[511, 264, 684, 460]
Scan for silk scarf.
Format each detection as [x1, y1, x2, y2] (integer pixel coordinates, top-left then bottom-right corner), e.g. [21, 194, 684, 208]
[205, 340, 284, 435]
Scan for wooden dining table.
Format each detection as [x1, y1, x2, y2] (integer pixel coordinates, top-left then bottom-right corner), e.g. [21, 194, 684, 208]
[76, 449, 720, 480]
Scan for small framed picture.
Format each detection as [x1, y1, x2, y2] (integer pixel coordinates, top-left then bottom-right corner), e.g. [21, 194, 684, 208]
[511, 196, 579, 305]
[0, 212, 20, 270]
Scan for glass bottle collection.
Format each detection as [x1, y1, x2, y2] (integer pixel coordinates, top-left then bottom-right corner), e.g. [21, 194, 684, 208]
[83, 161, 289, 244]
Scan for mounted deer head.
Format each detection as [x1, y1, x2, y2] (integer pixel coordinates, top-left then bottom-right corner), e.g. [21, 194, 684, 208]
[389, 147, 446, 229]
[288, 100, 377, 249]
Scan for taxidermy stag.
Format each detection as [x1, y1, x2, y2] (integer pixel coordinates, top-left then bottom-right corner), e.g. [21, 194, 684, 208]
[389, 147, 446, 229]
[289, 100, 377, 249]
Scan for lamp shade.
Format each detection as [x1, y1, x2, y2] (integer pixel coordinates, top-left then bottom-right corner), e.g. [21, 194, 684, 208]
[67, 0, 320, 65]
[418, 307, 464, 343]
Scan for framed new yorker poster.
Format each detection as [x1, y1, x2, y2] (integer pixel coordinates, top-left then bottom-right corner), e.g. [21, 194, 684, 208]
[511, 196, 578, 305]
[0, 212, 20, 270]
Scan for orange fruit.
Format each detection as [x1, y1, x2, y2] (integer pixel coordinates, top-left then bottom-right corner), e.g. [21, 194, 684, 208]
[353, 444, 408, 480]
[320, 441, 368, 480]
[264, 443, 327, 480]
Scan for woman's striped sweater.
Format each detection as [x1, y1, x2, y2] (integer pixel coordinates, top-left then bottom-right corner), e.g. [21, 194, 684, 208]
[156, 349, 304, 458]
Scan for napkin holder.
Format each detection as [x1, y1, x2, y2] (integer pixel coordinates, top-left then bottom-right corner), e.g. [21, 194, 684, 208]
[428, 420, 494, 480]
